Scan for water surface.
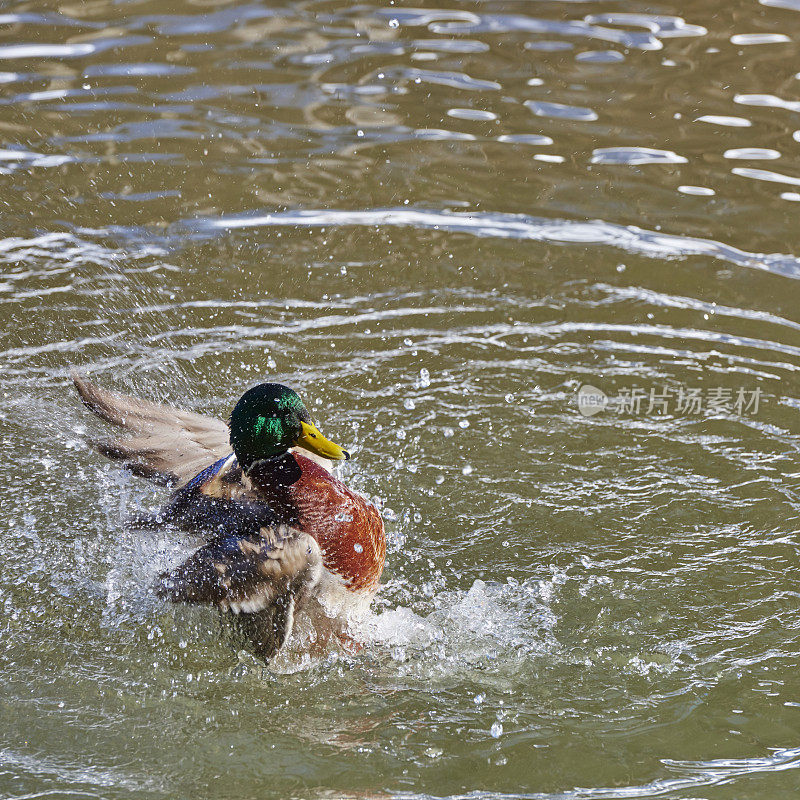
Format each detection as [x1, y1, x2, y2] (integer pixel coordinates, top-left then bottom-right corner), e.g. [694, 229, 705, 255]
[2, 1, 800, 798]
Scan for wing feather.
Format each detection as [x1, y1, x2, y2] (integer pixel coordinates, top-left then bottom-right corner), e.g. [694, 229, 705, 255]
[155, 525, 323, 661]
[73, 373, 231, 487]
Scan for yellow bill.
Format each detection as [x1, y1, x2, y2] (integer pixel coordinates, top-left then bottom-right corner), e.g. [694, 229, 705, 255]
[295, 420, 350, 460]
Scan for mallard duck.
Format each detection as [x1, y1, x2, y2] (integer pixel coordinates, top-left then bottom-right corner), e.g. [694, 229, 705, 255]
[73, 375, 386, 662]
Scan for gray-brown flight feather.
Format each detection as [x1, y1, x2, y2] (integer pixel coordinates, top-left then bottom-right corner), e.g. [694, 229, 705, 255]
[72, 373, 231, 487]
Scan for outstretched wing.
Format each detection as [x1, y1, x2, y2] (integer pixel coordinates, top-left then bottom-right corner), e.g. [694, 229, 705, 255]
[73, 373, 232, 487]
[155, 525, 323, 661]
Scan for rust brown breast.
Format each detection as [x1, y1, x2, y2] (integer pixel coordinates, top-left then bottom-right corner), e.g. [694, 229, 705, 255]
[289, 454, 386, 592]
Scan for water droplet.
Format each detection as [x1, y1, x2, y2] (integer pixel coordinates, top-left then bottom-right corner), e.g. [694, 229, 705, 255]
[419, 367, 430, 387]
[388, 18, 399, 28]
[353, 543, 363, 553]
[490, 721, 503, 738]
[404, 398, 416, 410]
[462, 465, 473, 476]
[459, 419, 470, 429]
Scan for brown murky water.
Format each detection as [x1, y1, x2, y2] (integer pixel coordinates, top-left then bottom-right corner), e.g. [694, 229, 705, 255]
[2, 1, 800, 798]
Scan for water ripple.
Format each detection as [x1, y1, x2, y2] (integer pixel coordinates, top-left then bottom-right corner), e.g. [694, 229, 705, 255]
[732, 167, 800, 188]
[394, 745, 800, 799]
[0, 36, 150, 60]
[584, 12, 708, 38]
[724, 148, 781, 160]
[526, 100, 598, 122]
[591, 147, 688, 165]
[761, 0, 800, 8]
[392, 11, 666, 51]
[177, 207, 800, 279]
[694, 115, 752, 127]
[735, 93, 800, 112]
[397, 67, 502, 92]
[730, 32, 792, 44]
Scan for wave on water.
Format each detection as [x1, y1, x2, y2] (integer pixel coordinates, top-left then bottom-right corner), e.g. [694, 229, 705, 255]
[175, 207, 800, 280]
[389, 745, 800, 800]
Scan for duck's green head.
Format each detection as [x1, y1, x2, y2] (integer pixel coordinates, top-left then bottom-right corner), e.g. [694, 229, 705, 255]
[229, 383, 349, 472]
